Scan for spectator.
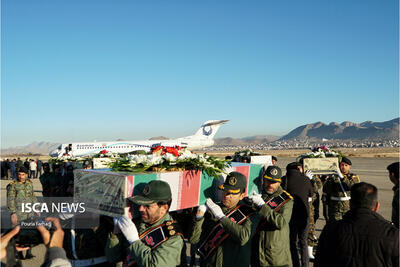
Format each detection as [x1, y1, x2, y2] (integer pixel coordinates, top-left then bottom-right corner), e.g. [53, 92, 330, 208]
[315, 182, 399, 267]
[9, 159, 17, 179]
[36, 159, 43, 178]
[387, 162, 399, 227]
[29, 159, 37, 179]
[283, 162, 313, 267]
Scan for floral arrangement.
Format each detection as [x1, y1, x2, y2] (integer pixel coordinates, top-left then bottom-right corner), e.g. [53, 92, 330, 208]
[48, 155, 85, 164]
[232, 149, 260, 162]
[108, 146, 230, 178]
[297, 146, 343, 162]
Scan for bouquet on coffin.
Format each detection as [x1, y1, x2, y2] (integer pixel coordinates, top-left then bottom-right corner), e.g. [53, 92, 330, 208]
[108, 146, 230, 178]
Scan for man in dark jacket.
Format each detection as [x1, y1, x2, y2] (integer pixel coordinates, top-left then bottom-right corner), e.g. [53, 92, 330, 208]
[315, 182, 399, 267]
[387, 162, 399, 227]
[283, 162, 313, 267]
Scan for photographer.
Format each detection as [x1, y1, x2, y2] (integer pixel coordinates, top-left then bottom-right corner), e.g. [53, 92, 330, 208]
[1, 218, 71, 267]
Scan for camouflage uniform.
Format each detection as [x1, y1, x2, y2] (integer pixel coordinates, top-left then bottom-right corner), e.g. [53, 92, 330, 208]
[322, 172, 360, 222]
[7, 179, 37, 225]
[308, 176, 322, 247]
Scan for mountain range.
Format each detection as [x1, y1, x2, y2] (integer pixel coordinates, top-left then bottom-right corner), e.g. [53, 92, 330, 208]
[279, 118, 399, 140]
[1, 118, 398, 155]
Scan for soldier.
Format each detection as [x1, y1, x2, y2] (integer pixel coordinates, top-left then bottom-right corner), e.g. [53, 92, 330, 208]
[308, 173, 322, 260]
[247, 166, 294, 267]
[106, 180, 185, 266]
[7, 166, 37, 226]
[387, 162, 399, 227]
[7, 166, 38, 259]
[271, 156, 278, 166]
[189, 171, 259, 267]
[322, 157, 360, 222]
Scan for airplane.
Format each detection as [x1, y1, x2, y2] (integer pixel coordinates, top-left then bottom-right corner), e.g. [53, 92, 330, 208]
[49, 120, 228, 158]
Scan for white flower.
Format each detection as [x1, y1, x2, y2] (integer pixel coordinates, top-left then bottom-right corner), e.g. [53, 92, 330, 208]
[164, 153, 177, 162]
[150, 156, 163, 165]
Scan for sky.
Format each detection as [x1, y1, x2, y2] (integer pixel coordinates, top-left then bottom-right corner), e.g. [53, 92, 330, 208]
[1, 0, 399, 148]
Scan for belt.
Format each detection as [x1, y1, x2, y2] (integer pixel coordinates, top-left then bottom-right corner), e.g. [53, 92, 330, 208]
[71, 256, 108, 267]
[330, 196, 351, 201]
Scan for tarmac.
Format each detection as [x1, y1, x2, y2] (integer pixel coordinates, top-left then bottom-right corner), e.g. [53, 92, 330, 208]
[0, 156, 397, 266]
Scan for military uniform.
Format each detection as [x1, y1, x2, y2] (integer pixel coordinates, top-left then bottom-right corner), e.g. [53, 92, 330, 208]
[322, 172, 360, 222]
[106, 180, 185, 267]
[392, 184, 399, 227]
[7, 179, 37, 225]
[106, 213, 185, 266]
[249, 166, 294, 267]
[190, 200, 258, 267]
[252, 187, 293, 267]
[308, 175, 322, 247]
[190, 171, 258, 267]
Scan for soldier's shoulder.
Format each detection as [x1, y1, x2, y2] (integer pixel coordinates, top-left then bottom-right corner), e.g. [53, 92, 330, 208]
[26, 179, 33, 183]
[281, 190, 293, 200]
[6, 181, 15, 189]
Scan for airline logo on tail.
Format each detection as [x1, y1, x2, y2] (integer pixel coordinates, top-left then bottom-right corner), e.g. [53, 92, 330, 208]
[203, 126, 212, 136]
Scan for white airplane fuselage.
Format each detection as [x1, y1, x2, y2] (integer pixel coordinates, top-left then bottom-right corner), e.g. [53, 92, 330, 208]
[49, 120, 227, 158]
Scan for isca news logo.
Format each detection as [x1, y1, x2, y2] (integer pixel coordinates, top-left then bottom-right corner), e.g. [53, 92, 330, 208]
[21, 202, 86, 213]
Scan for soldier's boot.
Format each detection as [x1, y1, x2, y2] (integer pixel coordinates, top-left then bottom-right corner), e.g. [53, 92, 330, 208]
[308, 246, 314, 260]
[24, 248, 35, 259]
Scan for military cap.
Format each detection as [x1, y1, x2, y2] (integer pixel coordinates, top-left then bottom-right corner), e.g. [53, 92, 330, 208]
[129, 180, 172, 205]
[218, 171, 247, 194]
[18, 166, 28, 174]
[263, 166, 282, 182]
[341, 157, 352, 165]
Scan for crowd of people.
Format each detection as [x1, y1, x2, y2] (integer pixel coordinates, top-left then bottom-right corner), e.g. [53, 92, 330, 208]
[2, 156, 399, 267]
[1, 158, 43, 180]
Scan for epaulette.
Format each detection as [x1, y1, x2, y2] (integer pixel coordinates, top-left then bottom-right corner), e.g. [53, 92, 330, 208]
[162, 220, 183, 238]
[9, 181, 15, 185]
[282, 190, 293, 200]
[27, 179, 33, 183]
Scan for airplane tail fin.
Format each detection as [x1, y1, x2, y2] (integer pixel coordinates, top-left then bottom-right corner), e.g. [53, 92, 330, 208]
[193, 120, 229, 140]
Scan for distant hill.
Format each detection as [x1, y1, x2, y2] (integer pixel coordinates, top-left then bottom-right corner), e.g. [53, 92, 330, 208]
[149, 136, 169, 140]
[279, 118, 399, 140]
[1, 141, 59, 156]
